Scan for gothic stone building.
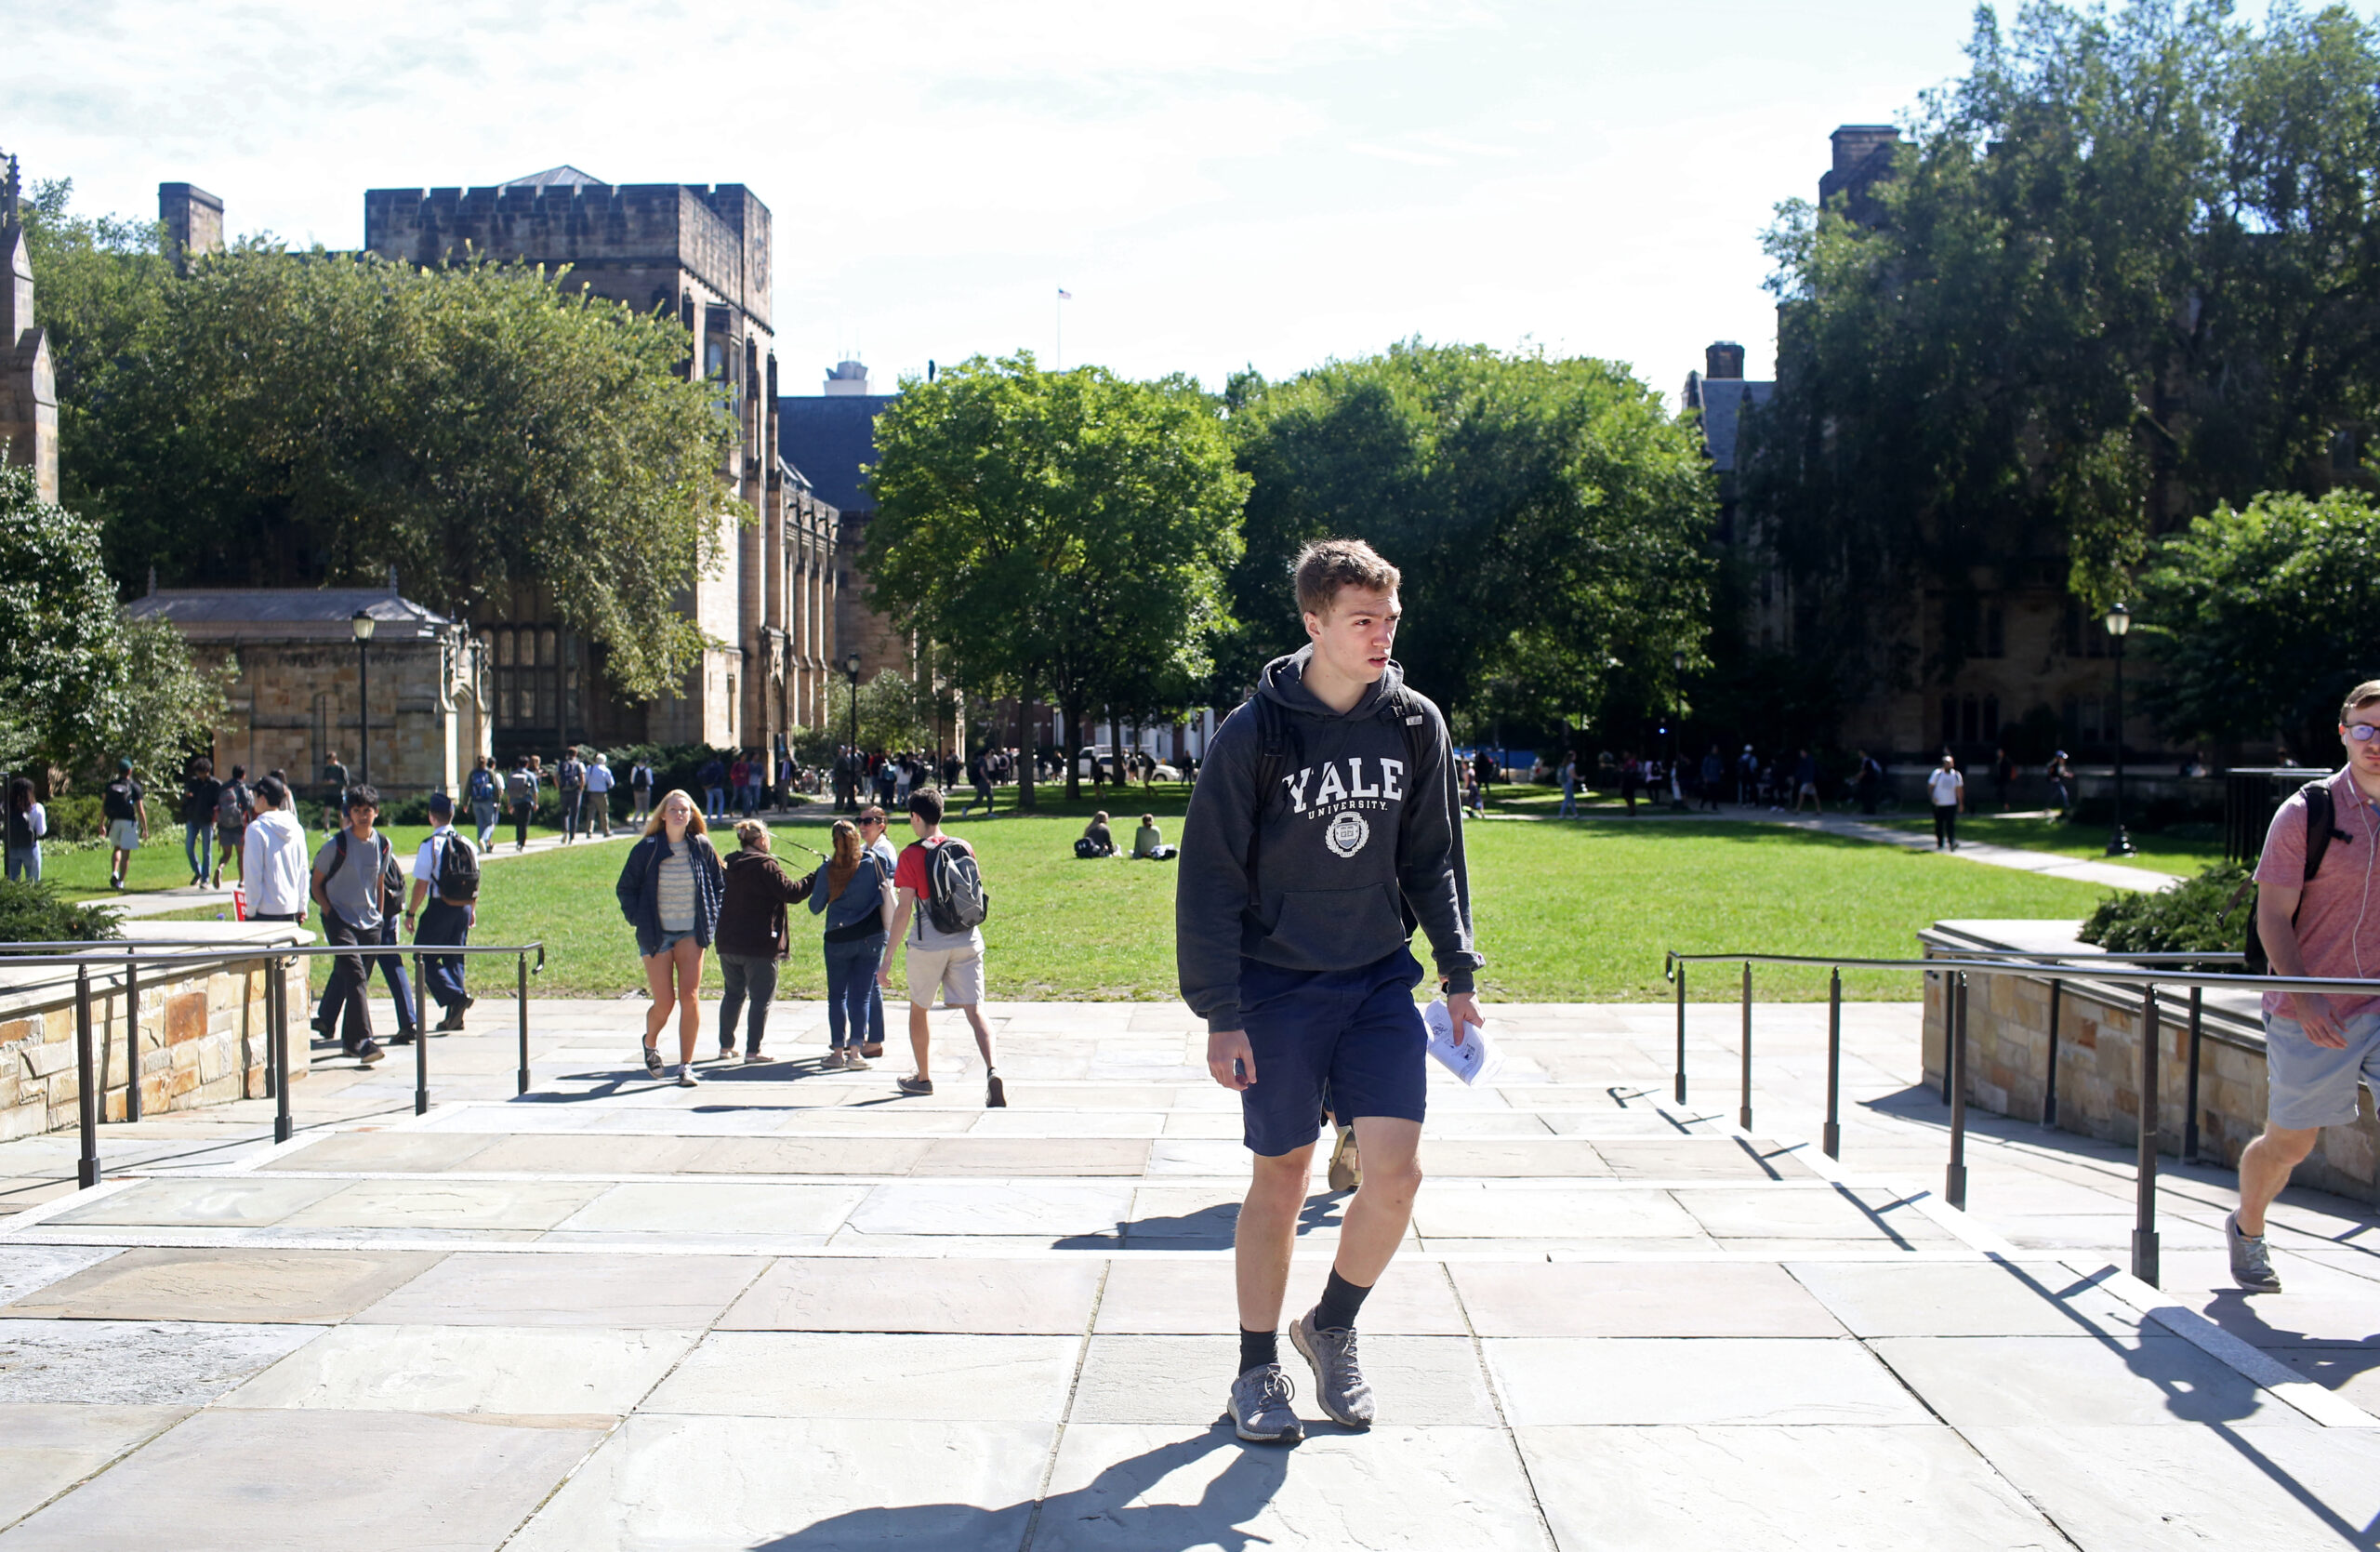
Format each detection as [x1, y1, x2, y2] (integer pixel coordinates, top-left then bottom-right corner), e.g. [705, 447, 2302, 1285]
[1, 156, 58, 504]
[361, 166, 840, 756]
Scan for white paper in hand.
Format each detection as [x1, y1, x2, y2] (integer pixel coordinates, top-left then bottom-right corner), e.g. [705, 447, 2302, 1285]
[1423, 998, 1504, 1086]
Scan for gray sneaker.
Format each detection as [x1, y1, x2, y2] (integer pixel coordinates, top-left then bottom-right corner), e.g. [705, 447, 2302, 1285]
[2228, 1212, 2282, 1293]
[1290, 1309, 1375, 1428]
[1226, 1363, 1303, 1445]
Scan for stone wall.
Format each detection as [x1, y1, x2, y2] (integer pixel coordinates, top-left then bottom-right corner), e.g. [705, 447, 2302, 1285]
[1919, 932, 2380, 1199]
[0, 926, 311, 1143]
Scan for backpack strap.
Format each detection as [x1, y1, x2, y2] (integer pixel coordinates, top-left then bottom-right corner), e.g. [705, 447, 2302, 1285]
[1244, 696, 1302, 912]
[2303, 780, 2347, 884]
[325, 829, 350, 882]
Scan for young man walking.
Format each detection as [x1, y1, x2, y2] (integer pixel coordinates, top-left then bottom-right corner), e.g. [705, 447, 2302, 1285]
[585, 754, 615, 838]
[311, 787, 394, 1068]
[101, 758, 146, 892]
[1177, 537, 1483, 1445]
[505, 756, 538, 853]
[557, 748, 588, 843]
[2229, 681, 2380, 1292]
[858, 805, 899, 1058]
[878, 788, 1003, 1106]
[1927, 753, 1965, 850]
[405, 792, 478, 1033]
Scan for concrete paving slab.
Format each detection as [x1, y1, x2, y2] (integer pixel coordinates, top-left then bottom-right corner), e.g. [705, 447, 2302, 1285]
[1450, 1261, 1847, 1338]
[1422, 1140, 1613, 1176]
[254, 1130, 500, 1174]
[0, 1248, 119, 1308]
[2, 1248, 443, 1323]
[1963, 1422, 2380, 1551]
[645, 1332, 1079, 1421]
[1488, 1336, 1930, 1426]
[967, 1109, 1165, 1137]
[459, 1133, 734, 1174]
[351, 1250, 766, 1327]
[42, 1176, 347, 1227]
[1096, 1255, 1469, 1335]
[0, 1403, 189, 1528]
[1590, 1137, 1818, 1179]
[1408, 1183, 1703, 1240]
[278, 1177, 605, 1231]
[554, 1181, 869, 1236]
[222, 1322, 694, 1414]
[0, 1319, 321, 1405]
[847, 1182, 1132, 1238]
[2269, 1345, 2380, 1411]
[1870, 1334, 2308, 1428]
[773, 1107, 981, 1135]
[0, 1405, 605, 1551]
[1787, 1260, 2145, 1337]
[504, 1413, 1049, 1551]
[1037, 1423, 1550, 1550]
[684, 1136, 936, 1174]
[1069, 1334, 1500, 1426]
[912, 1137, 1152, 1176]
[1515, 1424, 2064, 1551]
[721, 1255, 1104, 1334]
[1676, 1184, 1954, 1242]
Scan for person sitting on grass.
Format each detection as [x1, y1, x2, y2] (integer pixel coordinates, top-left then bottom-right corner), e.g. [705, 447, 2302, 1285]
[1078, 811, 1118, 858]
[1132, 814, 1177, 860]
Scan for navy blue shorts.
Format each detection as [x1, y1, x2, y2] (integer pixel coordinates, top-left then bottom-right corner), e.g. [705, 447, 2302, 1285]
[1238, 948, 1428, 1157]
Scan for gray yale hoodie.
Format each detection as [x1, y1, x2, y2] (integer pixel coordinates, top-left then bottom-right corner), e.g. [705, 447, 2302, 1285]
[1176, 647, 1483, 1034]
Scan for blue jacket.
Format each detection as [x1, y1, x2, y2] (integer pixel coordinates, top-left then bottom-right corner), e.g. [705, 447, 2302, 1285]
[615, 831, 725, 956]
[807, 852, 890, 935]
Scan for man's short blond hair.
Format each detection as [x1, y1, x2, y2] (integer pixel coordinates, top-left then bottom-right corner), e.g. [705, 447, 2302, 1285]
[1293, 537, 1401, 619]
[2344, 682, 2380, 722]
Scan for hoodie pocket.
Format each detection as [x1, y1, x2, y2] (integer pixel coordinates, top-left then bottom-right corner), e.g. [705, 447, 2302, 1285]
[1263, 884, 1408, 970]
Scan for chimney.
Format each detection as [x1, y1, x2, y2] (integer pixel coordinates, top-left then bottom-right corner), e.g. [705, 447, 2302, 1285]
[158, 183, 224, 275]
[1705, 341, 1745, 380]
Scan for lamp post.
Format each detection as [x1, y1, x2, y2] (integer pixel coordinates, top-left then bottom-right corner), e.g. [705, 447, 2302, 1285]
[2104, 603, 2133, 856]
[844, 651, 863, 813]
[351, 610, 377, 785]
[1671, 649, 1687, 809]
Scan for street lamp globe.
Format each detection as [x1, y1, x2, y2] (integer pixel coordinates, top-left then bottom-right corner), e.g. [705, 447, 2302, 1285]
[1672, 649, 1686, 673]
[844, 651, 862, 680]
[350, 610, 377, 643]
[2103, 603, 2131, 638]
[2103, 602, 2134, 856]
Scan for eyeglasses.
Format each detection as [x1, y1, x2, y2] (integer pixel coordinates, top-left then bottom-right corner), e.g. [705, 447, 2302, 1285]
[2349, 724, 2380, 742]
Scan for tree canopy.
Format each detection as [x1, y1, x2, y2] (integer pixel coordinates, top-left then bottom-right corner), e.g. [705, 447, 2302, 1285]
[1223, 342, 1713, 734]
[1749, 0, 2380, 707]
[24, 181, 737, 700]
[862, 353, 1247, 804]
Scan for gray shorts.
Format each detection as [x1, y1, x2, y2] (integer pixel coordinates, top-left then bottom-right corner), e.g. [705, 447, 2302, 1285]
[107, 819, 140, 852]
[2264, 1008, 2380, 1129]
[905, 943, 984, 1007]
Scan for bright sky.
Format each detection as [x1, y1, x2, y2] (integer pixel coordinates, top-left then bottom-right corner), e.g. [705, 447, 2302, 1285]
[12, 1, 2065, 403]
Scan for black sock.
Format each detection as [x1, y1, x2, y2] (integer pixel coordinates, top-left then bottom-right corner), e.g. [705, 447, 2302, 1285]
[1314, 1268, 1372, 1333]
[1238, 1327, 1278, 1373]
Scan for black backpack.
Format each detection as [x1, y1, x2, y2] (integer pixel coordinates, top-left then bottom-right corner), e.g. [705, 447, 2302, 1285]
[433, 831, 481, 904]
[102, 778, 138, 821]
[923, 839, 990, 933]
[1243, 684, 1429, 913]
[2239, 781, 2347, 973]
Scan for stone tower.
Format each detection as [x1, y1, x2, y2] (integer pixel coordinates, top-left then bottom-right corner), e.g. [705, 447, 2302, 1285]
[158, 181, 225, 274]
[0, 154, 58, 504]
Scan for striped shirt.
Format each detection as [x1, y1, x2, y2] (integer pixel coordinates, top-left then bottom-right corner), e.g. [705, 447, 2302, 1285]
[655, 841, 697, 932]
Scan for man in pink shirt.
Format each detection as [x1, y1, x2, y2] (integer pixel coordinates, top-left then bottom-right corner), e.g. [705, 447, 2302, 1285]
[2232, 679, 2380, 1292]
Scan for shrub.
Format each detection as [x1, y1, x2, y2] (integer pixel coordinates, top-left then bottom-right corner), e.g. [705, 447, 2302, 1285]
[2078, 862, 2249, 968]
[0, 878, 122, 942]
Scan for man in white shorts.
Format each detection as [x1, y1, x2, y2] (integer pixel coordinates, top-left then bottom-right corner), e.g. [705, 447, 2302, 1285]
[2230, 679, 2380, 1292]
[879, 786, 1004, 1106]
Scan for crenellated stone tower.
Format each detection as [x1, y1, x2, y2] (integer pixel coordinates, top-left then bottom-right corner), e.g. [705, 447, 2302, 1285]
[0, 154, 59, 504]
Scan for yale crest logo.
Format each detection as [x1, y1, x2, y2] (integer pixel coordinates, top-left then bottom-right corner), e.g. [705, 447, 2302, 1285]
[1324, 811, 1371, 857]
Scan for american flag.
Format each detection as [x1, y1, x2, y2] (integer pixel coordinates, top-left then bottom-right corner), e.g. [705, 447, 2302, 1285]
[1056, 288, 1073, 299]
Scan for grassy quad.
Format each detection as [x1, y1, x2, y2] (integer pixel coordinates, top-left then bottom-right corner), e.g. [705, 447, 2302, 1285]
[129, 785, 2124, 1005]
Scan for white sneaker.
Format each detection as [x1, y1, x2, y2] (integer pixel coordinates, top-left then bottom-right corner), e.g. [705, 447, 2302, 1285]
[843, 1050, 870, 1071]
[676, 1064, 699, 1087]
[821, 1048, 847, 1070]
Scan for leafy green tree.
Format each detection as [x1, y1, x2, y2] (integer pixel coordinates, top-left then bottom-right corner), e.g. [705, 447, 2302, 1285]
[863, 353, 1247, 806]
[852, 670, 936, 755]
[1751, 1, 2380, 709]
[26, 182, 737, 701]
[2135, 488, 2380, 762]
[0, 462, 226, 787]
[1223, 342, 1713, 731]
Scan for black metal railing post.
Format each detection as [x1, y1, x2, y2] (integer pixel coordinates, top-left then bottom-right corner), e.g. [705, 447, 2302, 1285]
[1947, 970, 1969, 1209]
[1823, 966, 1843, 1160]
[123, 952, 141, 1123]
[413, 950, 430, 1117]
[1738, 961, 1753, 1130]
[517, 951, 531, 1096]
[2135, 982, 2162, 1286]
[2184, 987, 2203, 1165]
[1673, 959, 1687, 1104]
[74, 966, 99, 1188]
[2043, 978, 2061, 1128]
[272, 953, 293, 1144]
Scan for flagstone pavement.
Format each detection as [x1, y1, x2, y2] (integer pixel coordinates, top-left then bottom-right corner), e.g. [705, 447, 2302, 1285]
[0, 993, 2376, 1549]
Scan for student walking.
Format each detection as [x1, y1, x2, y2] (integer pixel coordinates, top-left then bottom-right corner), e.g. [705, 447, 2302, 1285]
[321, 751, 350, 831]
[310, 786, 400, 1068]
[808, 818, 894, 1068]
[878, 787, 1000, 1104]
[2228, 681, 2380, 1293]
[1854, 749, 1884, 815]
[5, 776, 46, 882]
[505, 757, 539, 852]
[698, 755, 728, 822]
[241, 776, 309, 924]
[180, 756, 223, 888]
[404, 793, 480, 1033]
[585, 754, 615, 838]
[715, 819, 815, 1063]
[1556, 752, 1579, 818]
[1176, 537, 1484, 1446]
[101, 758, 146, 892]
[1927, 753, 1965, 850]
[857, 806, 898, 1058]
[1792, 749, 1822, 814]
[2046, 750, 2074, 816]
[628, 759, 655, 825]
[212, 765, 251, 888]
[615, 790, 725, 1086]
[466, 756, 500, 850]
[556, 748, 588, 842]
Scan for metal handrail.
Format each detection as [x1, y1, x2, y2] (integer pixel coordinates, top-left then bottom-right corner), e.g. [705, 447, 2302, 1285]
[1660, 946, 2369, 1287]
[15, 938, 546, 1193]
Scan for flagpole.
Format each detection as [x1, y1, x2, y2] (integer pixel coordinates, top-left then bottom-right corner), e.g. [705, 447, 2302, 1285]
[1056, 290, 1063, 371]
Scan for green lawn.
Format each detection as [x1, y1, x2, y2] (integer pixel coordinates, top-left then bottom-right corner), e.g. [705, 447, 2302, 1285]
[133, 790, 2123, 1005]
[1871, 814, 2223, 876]
[43, 824, 443, 901]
